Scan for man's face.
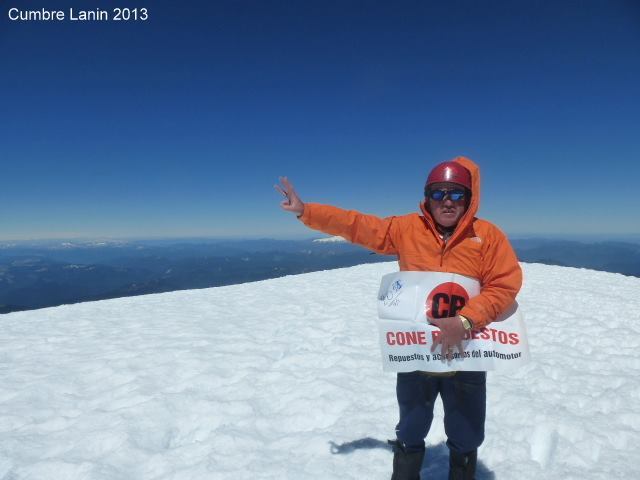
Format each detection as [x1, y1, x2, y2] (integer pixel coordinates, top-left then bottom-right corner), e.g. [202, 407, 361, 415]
[426, 182, 468, 228]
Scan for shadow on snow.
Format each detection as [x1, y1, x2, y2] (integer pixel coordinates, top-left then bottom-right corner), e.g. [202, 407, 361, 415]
[329, 439, 495, 479]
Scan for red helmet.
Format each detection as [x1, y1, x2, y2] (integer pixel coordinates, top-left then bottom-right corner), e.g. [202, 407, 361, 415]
[425, 161, 471, 190]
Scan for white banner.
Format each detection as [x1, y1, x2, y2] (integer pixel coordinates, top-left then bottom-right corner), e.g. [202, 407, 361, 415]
[377, 271, 529, 372]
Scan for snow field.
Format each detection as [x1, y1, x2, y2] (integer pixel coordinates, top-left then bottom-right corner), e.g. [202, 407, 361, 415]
[1, 262, 639, 479]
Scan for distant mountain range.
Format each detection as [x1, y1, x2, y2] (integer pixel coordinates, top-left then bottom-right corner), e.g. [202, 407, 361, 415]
[512, 238, 640, 278]
[1, 237, 638, 314]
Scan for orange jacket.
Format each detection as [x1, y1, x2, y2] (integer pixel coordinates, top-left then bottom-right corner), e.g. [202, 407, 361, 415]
[299, 156, 522, 329]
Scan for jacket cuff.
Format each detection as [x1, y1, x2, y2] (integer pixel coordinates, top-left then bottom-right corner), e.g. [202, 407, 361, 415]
[297, 203, 313, 224]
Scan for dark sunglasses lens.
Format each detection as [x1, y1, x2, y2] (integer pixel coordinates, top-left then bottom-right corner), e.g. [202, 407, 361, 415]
[428, 189, 466, 201]
[429, 190, 445, 200]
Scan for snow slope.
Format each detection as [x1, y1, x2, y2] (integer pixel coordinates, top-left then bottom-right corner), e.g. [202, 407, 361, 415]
[1, 262, 639, 479]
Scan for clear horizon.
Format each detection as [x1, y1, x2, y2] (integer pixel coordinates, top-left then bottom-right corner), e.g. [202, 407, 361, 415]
[2, 0, 639, 240]
[2, 232, 640, 245]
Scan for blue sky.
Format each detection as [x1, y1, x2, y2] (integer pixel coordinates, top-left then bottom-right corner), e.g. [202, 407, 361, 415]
[2, 0, 639, 240]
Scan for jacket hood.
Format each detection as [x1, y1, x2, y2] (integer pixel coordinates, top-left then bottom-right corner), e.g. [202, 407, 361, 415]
[420, 156, 481, 239]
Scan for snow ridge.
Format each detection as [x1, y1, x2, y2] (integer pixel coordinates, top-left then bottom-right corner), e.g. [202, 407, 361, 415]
[312, 236, 347, 243]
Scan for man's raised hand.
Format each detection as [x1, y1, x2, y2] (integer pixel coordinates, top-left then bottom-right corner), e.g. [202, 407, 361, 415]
[275, 177, 305, 216]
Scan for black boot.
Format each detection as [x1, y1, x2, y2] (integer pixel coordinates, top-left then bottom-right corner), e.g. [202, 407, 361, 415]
[448, 449, 477, 480]
[388, 440, 424, 480]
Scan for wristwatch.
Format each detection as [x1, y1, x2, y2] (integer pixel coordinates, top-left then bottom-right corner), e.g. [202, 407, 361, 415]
[459, 314, 474, 331]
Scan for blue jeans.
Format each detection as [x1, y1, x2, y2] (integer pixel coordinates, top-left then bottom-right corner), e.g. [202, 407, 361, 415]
[395, 371, 486, 454]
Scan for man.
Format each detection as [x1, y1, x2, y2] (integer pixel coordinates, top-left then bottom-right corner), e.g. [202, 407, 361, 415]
[276, 156, 522, 480]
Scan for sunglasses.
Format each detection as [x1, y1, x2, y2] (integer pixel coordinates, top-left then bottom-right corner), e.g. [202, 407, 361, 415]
[427, 189, 467, 201]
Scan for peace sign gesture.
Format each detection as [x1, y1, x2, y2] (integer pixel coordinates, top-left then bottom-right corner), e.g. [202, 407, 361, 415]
[274, 177, 305, 216]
